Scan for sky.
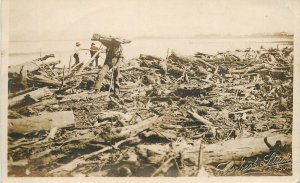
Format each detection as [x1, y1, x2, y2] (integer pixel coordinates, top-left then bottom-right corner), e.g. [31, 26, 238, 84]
[9, 0, 297, 41]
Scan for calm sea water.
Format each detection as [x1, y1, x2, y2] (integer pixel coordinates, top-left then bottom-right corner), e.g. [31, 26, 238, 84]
[9, 38, 293, 67]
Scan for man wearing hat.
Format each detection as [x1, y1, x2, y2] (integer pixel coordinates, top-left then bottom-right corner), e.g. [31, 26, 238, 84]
[73, 42, 81, 65]
[90, 43, 100, 66]
[94, 38, 123, 94]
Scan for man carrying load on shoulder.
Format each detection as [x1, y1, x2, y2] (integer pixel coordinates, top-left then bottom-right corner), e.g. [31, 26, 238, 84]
[94, 38, 124, 95]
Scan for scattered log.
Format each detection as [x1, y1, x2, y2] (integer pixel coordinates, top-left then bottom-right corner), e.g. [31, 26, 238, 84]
[7, 45, 293, 177]
[97, 111, 133, 126]
[103, 115, 161, 141]
[8, 87, 36, 98]
[230, 63, 271, 74]
[8, 59, 60, 75]
[8, 87, 53, 108]
[173, 84, 214, 97]
[187, 109, 213, 126]
[140, 54, 162, 61]
[168, 51, 196, 65]
[8, 110, 22, 119]
[196, 58, 217, 70]
[33, 54, 55, 62]
[8, 111, 75, 134]
[201, 133, 291, 165]
[132, 133, 291, 166]
[167, 65, 185, 78]
[28, 75, 62, 87]
[142, 73, 161, 85]
[15, 98, 59, 113]
[47, 136, 139, 176]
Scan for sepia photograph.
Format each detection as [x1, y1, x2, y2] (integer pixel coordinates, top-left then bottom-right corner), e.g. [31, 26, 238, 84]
[2, 0, 299, 180]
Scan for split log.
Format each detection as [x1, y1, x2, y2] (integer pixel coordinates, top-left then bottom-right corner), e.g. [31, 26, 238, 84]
[8, 87, 53, 108]
[8, 111, 75, 134]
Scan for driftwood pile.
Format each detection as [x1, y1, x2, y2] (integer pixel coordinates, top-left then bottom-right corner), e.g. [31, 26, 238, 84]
[8, 46, 293, 177]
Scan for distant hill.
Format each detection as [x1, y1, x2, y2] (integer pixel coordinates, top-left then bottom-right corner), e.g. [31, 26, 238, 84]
[193, 32, 293, 39]
[134, 32, 294, 40]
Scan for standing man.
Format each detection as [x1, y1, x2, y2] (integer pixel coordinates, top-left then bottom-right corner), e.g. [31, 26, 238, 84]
[73, 42, 81, 65]
[90, 43, 100, 66]
[94, 39, 123, 94]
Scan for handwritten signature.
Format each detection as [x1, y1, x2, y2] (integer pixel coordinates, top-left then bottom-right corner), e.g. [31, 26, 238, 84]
[218, 152, 292, 175]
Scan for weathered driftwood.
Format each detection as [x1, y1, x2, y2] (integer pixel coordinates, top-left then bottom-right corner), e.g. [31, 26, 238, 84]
[15, 98, 59, 113]
[8, 87, 53, 108]
[48, 136, 139, 176]
[8, 59, 60, 75]
[168, 51, 196, 65]
[167, 65, 185, 78]
[168, 51, 224, 77]
[187, 109, 213, 126]
[196, 58, 217, 70]
[201, 133, 291, 165]
[140, 54, 162, 61]
[8, 87, 36, 98]
[8, 111, 75, 134]
[173, 84, 214, 97]
[230, 63, 271, 74]
[103, 115, 161, 140]
[142, 73, 161, 85]
[29, 75, 61, 87]
[133, 133, 291, 166]
[97, 111, 133, 126]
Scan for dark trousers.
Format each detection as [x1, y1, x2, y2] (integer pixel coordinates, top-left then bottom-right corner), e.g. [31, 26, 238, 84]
[74, 53, 80, 65]
[94, 58, 120, 94]
[91, 55, 99, 66]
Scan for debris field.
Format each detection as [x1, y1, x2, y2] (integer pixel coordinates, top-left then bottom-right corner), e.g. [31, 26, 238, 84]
[8, 45, 293, 177]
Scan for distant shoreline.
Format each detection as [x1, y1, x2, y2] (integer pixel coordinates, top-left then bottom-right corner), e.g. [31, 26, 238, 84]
[10, 34, 294, 42]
